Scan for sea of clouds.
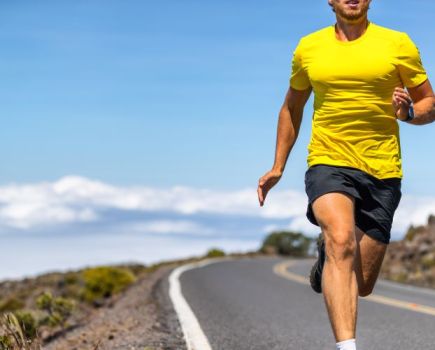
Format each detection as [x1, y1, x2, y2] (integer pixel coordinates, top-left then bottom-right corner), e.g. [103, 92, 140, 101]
[1, 176, 434, 280]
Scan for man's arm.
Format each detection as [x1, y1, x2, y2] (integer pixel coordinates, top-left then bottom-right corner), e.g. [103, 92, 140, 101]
[393, 80, 435, 125]
[257, 86, 312, 206]
[272, 86, 312, 174]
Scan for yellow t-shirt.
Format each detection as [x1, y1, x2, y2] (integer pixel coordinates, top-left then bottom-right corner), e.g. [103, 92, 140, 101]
[290, 22, 428, 179]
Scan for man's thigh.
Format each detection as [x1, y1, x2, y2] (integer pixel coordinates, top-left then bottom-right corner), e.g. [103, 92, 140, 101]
[311, 192, 356, 246]
[312, 192, 387, 292]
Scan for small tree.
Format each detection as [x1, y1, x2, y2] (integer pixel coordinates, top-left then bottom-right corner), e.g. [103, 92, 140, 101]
[260, 231, 312, 257]
[205, 248, 226, 258]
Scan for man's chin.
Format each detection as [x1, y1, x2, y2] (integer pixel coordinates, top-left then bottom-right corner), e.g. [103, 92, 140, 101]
[338, 10, 367, 21]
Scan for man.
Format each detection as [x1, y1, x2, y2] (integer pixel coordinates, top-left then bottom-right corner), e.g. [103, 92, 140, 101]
[257, 1, 434, 349]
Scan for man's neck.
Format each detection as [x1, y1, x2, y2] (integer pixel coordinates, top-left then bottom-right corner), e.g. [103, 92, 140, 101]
[334, 17, 369, 42]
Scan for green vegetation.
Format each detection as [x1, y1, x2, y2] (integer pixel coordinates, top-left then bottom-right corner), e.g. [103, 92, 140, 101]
[422, 256, 435, 269]
[0, 334, 13, 349]
[0, 312, 40, 350]
[13, 311, 37, 341]
[404, 225, 424, 241]
[0, 264, 145, 347]
[0, 291, 75, 349]
[0, 298, 24, 313]
[36, 292, 75, 328]
[260, 231, 313, 257]
[205, 248, 226, 258]
[391, 272, 408, 283]
[81, 266, 136, 303]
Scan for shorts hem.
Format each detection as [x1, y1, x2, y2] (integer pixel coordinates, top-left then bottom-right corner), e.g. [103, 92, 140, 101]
[308, 189, 361, 205]
[306, 189, 361, 227]
[358, 226, 390, 245]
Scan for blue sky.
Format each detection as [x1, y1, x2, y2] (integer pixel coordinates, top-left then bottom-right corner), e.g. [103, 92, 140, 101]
[0, 1, 434, 279]
[1, 0, 434, 193]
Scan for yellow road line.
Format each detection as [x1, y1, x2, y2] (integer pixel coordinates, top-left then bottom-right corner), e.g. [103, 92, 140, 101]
[273, 260, 309, 286]
[273, 260, 435, 317]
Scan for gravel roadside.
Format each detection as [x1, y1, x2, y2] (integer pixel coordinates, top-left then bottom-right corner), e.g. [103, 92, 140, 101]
[44, 263, 187, 350]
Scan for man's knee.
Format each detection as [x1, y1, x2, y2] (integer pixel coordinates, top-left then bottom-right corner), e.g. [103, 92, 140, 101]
[312, 192, 356, 263]
[323, 226, 356, 264]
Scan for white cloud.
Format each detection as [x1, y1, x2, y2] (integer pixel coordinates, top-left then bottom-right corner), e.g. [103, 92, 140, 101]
[0, 176, 305, 229]
[128, 220, 215, 236]
[0, 180, 98, 229]
[288, 216, 319, 235]
[392, 195, 435, 236]
[0, 176, 433, 239]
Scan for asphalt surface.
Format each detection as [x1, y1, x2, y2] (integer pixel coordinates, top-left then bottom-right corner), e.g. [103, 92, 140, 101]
[178, 256, 435, 350]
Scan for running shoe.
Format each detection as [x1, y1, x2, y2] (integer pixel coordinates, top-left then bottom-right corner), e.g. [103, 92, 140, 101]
[309, 233, 325, 294]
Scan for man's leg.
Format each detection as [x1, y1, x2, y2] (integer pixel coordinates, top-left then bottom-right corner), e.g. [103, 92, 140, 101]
[354, 226, 387, 297]
[312, 192, 358, 342]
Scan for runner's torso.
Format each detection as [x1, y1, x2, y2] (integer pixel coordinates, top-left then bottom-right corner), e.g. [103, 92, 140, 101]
[290, 22, 427, 179]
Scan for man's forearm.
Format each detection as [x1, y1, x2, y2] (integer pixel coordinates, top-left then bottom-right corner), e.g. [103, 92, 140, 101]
[272, 105, 301, 174]
[409, 96, 435, 125]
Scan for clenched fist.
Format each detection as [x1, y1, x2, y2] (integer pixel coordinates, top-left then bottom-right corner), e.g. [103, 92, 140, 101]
[392, 87, 413, 121]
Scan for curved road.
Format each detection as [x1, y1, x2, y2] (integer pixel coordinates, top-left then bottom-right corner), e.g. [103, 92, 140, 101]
[173, 256, 435, 350]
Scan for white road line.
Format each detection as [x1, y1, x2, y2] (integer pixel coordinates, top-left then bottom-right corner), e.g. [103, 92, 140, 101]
[168, 257, 235, 350]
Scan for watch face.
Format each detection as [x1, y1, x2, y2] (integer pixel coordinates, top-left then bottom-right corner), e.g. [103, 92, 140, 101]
[409, 106, 415, 118]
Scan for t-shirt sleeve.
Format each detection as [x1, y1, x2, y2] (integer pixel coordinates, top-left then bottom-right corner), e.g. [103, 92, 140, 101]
[290, 39, 311, 90]
[397, 33, 428, 88]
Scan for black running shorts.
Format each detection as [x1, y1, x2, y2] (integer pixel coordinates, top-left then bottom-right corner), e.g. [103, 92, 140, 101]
[304, 164, 402, 244]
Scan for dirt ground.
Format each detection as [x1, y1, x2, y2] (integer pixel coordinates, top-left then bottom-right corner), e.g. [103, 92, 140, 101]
[44, 263, 187, 350]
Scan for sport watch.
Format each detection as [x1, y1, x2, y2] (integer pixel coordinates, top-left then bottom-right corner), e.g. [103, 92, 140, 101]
[404, 104, 415, 122]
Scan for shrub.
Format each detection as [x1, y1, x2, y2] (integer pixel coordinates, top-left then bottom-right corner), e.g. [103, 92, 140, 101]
[422, 257, 435, 269]
[14, 311, 37, 340]
[392, 272, 407, 283]
[0, 298, 25, 313]
[36, 291, 75, 328]
[81, 267, 136, 304]
[260, 231, 312, 257]
[0, 334, 13, 349]
[205, 248, 226, 258]
[0, 311, 39, 349]
[62, 272, 80, 286]
[404, 225, 425, 242]
[117, 264, 148, 277]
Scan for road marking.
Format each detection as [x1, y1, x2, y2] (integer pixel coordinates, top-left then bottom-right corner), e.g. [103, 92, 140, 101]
[273, 260, 309, 286]
[169, 257, 235, 350]
[377, 278, 435, 297]
[273, 260, 435, 317]
[364, 294, 435, 316]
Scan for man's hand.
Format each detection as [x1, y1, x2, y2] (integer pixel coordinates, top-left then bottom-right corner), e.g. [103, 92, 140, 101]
[257, 170, 282, 207]
[392, 87, 413, 121]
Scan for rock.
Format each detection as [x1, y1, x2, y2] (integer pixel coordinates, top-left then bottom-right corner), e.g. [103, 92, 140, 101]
[92, 298, 106, 308]
[381, 214, 435, 289]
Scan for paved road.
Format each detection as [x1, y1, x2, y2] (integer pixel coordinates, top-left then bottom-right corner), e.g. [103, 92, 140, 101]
[178, 256, 435, 350]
